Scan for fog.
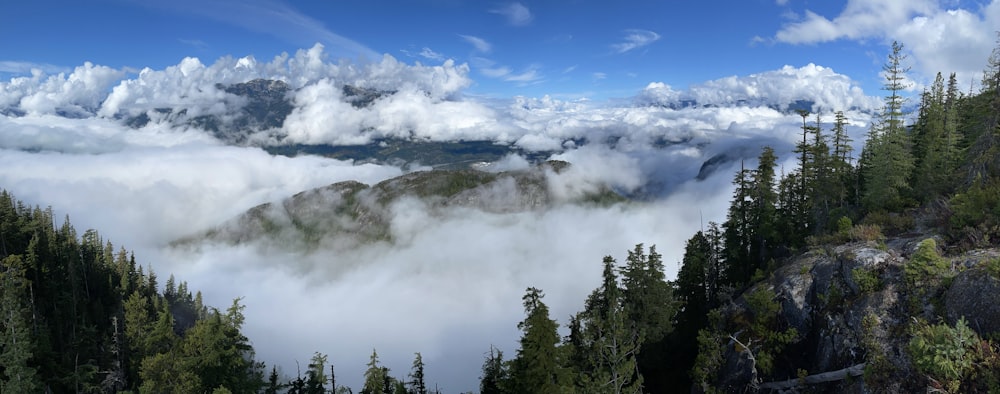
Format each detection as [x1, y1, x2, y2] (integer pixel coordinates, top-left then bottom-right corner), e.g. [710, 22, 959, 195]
[0, 46, 874, 391]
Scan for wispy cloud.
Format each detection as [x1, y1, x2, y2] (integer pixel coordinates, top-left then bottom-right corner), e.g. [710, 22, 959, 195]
[0, 61, 67, 75]
[592, 72, 607, 81]
[563, 65, 578, 74]
[178, 38, 209, 50]
[611, 29, 661, 53]
[125, 0, 380, 59]
[460, 35, 493, 53]
[481, 66, 512, 78]
[490, 2, 533, 26]
[419, 47, 444, 61]
[505, 66, 544, 85]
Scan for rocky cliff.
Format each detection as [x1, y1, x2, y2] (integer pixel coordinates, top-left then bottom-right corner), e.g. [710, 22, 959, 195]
[700, 234, 1000, 392]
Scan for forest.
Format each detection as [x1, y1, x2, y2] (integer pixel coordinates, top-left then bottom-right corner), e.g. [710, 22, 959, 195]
[3, 40, 1000, 393]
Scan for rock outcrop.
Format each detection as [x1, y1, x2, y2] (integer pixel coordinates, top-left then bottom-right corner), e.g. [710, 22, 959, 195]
[705, 236, 1000, 392]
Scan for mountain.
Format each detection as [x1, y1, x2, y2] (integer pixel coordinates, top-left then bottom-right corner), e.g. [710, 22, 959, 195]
[123, 79, 395, 145]
[185, 161, 625, 251]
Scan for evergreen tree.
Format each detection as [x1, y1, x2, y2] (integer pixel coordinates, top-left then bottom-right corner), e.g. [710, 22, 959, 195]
[479, 346, 508, 394]
[306, 352, 329, 394]
[830, 110, 855, 208]
[408, 352, 427, 394]
[861, 41, 915, 211]
[362, 349, 388, 394]
[509, 287, 570, 394]
[619, 244, 676, 392]
[0, 255, 42, 393]
[725, 147, 780, 285]
[576, 256, 643, 394]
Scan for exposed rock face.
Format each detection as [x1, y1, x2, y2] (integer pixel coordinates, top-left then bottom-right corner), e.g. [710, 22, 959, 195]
[946, 266, 1000, 335]
[707, 237, 1000, 392]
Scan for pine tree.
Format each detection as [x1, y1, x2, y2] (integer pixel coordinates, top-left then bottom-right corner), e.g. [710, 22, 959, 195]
[830, 111, 855, 208]
[362, 349, 388, 394]
[509, 287, 570, 394]
[861, 41, 915, 211]
[0, 255, 42, 393]
[576, 256, 643, 394]
[479, 346, 509, 394]
[306, 352, 329, 394]
[725, 147, 780, 284]
[408, 352, 427, 394]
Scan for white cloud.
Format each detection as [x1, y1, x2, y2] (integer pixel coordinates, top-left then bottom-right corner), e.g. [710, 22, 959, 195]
[481, 66, 513, 78]
[459, 34, 493, 53]
[0, 61, 67, 75]
[775, 0, 937, 44]
[775, 0, 1000, 88]
[636, 64, 881, 112]
[1, 62, 124, 116]
[611, 29, 661, 53]
[592, 72, 607, 81]
[505, 67, 543, 85]
[490, 2, 533, 26]
[418, 47, 445, 61]
[128, 0, 380, 60]
[1, 44, 889, 390]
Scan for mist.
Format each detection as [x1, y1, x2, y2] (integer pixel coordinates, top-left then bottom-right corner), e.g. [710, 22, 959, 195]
[0, 45, 875, 391]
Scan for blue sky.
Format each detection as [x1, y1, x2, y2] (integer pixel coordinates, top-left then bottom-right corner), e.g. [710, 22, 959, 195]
[2, 0, 999, 99]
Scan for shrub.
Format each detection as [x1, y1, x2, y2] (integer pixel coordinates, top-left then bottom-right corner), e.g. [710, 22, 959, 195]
[908, 318, 979, 392]
[863, 210, 915, 235]
[849, 224, 885, 242]
[905, 239, 951, 288]
[851, 267, 881, 293]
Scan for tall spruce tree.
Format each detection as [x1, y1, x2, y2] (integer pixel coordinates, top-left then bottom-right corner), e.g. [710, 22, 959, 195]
[509, 287, 570, 394]
[362, 349, 388, 394]
[479, 346, 509, 394]
[576, 256, 643, 394]
[0, 255, 42, 393]
[409, 352, 427, 394]
[861, 41, 915, 211]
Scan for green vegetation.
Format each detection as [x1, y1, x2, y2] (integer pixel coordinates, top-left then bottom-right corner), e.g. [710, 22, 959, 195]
[851, 267, 882, 293]
[908, 318, 1000, 392]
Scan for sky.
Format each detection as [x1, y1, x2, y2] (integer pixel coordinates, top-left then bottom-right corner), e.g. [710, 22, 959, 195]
[2, 0, 1000, 392]
[2, 0, 998, 99]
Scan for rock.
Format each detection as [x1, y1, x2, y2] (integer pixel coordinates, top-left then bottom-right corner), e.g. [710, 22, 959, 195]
[945, 267, 1000, 336]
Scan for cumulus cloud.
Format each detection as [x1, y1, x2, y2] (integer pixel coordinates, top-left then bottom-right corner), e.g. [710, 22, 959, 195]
[636, 64, 881, 112]
[612, 29, 661, 53]
[775, 0, 1000, 88]
[0, 62, 124, 116]
[459, 34, 493, 53]
[490, 2, 533, 26]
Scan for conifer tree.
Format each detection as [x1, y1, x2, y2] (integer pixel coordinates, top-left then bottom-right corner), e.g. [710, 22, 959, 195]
[306, 352, 329, 394]
[509, 287, 570, 394]
[861, 41, 915, 211]
[362, 349, 388, 394]
[0, 255, 42, 393]
[576, 256, 643, 394]
[479, 346, 508, 394]
[409, 352, 427, 394]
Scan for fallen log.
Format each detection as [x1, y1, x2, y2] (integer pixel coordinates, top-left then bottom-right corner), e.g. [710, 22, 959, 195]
[758, 363, 866, 391]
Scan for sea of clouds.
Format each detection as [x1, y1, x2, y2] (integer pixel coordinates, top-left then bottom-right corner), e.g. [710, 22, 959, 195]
[0, 44, 875, 391]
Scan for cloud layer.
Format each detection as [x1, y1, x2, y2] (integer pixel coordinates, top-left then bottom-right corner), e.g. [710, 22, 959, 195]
[1, 45, 878, 391]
